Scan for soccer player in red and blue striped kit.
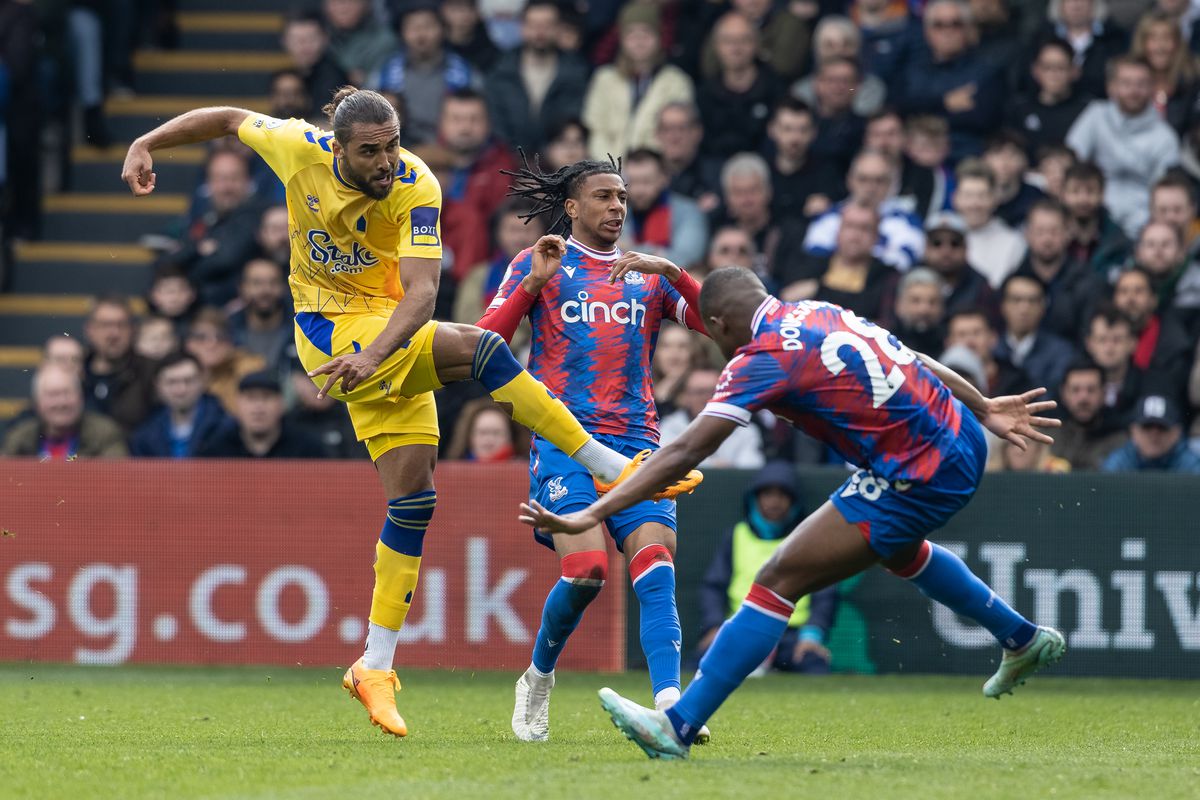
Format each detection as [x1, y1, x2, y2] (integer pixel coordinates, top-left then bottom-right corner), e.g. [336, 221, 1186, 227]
[523, 266, 1069, 760]
[478, 154, 708, 742]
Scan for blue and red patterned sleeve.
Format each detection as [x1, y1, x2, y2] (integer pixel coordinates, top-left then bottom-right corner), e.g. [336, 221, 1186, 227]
[477, 249, 535, 343]
[663, 269, 707, 334]
[701, 352, 787, 426]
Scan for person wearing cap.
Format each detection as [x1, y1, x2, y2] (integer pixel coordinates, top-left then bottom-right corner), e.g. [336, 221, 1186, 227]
[199, 371, 325, 458]
[921, 210, 1000, 323]
[1100, 394, 1200, 473]
[696, 462, 839, 674]
[582, 4, 694, 161]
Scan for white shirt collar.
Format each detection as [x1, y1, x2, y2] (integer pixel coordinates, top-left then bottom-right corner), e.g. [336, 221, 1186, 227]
[567, 236, 620, 262]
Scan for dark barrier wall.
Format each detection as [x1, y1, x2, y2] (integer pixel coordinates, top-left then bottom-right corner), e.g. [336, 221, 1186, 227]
[634, 468, 1200, 680]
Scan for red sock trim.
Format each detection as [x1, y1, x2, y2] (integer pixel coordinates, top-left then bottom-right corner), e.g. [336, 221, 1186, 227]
[561, 550, 607, 585]
[629, 543, 673, 585]
[743, 583, 795, 621]
[889, 540, 933, 579]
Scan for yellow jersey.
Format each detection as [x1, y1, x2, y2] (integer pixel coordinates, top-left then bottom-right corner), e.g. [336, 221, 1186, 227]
[237, 114, 443, 315]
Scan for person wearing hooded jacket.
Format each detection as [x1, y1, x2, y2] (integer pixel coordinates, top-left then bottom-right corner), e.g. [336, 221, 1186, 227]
[696, 462, 840, 674]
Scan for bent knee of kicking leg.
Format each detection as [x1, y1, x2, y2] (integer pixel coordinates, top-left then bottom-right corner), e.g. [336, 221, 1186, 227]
[432, 323, 486, 383]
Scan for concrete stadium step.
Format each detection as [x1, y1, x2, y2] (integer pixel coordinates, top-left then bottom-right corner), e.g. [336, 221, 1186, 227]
[104, 95, 268, 144]
[179, 0, 297, 14]
[133, 50, 292, 96]
[69, 143, 205, 195]
[0, 398, 28, 424]
[0, 348, 39, 401]
[41, 193, 187, 243]
[176, 12, 284, 51]
[0, 295, 147, 347]
[11, 242, 156, 296]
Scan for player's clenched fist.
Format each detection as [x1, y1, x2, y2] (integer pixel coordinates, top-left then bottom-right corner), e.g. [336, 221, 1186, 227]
[522, 234, 567, 293]
[121, 143, 157, 196]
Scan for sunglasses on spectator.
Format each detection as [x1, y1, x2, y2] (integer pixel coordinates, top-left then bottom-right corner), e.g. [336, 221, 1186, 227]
[929, 18, 965, 29]
[928, 234, 965, 248]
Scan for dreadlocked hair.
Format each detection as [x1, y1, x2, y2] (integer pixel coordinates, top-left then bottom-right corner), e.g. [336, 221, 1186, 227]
[500, 149, 622, 235]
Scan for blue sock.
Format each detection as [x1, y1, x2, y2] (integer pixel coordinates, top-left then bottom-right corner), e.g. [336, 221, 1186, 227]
[901, 542, 1036, 650]
[665, 585, 791, 745]
[471, 330, 522, 388]
[530, 551, 606, 673]
[630, 546, 682, 696]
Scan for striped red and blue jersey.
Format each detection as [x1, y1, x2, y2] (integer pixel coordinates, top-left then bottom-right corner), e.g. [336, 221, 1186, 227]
[486, 237, 697, 442]
[704, 297, 964, 483]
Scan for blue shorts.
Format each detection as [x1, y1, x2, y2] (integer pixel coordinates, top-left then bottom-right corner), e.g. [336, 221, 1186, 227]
[529, 432, 677, 553]
[830, 411, 988, 560]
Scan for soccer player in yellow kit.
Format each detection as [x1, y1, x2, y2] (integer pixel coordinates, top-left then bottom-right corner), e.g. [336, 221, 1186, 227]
[121, 87, 700, 737]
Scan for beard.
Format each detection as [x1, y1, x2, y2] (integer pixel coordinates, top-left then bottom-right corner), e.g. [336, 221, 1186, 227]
[339, 157, 393, 200]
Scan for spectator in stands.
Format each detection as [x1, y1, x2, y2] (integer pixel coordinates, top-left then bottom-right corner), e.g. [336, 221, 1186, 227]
[656, 102, 719, 210]
[453, 199, 545, 326]
[995, 274, 1077, 394]
[713, 153, 789, 280]
[863, 109, 943, 223]
[1150, 171, 1200, 255]
[582, 4, 693, 161]
[378, 2, 477, 147]
[1130, 10, 1199, 135]
[697, 462, 838, 674]
[700, 225, 759, 282]
[697, 12, 784, 162]
[1084, 306, 1143, 421]
[765, 98, 843, 223]
[485, 0, 589, 153]
[323, 0, 396, 86]
[651, 322, 704, 413]
[82, 296, 156, 434]
[895, 0, 1004, 160]
[921, 211, 999, 322]
[1067, 56, 1181, 239]
[854, 0, 919, 88]
[2, 365, 126, 459]
[1038, 0, 1128, 99]
[620, 149, 707, 268]
[983, 131, 1046, 228]
[147, 267, 199, 339]
[1007, 38, 1091, 160]
[442, 0, 499, 73]
[200, 371, 324, 458]
[1051, 362, 1128, 470]
[1190, 341, 1200, 448]
[228, 259, 291, 371]
[134, 316, 179, 363]
[130, 353, 232, 458]
[944, 309, 1031, 396]
[886, 267, 947, 355]
[185, 308, 266, 416]
[701, 0, 809, 83]
[285, 358, 361, 459]
[282, 11, 350, 120]
[793, 16, 887, 117]
[1101, 393, 1200, 472]
[267, 69, 313, 124]
[255, 205, 291, 270]
[1013, 199, 1096, 339]
[1062, 161, 1131, 276]
[541, 118, 588, 173]
[953, 159, 1027, 289]
[1111, 267, 1192, 396]
[660, 367, 765, 469]
[803, 150, 926, 272]
[444, 397, 528, 461]
[554, 3, 585, 54]
[1133, 220, 1190, 307]
[1032, 144, 1077, 201]
[995, 437, 1072, 472]
[41, 335, 85, 379]
[170, 150, 263, 307]
[778, 201, 899, 321]
[805, 57, 868, 174]
[904, 114, 952, 172]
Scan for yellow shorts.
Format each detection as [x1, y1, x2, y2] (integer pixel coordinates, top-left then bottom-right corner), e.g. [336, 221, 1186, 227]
[294, 311, 443, 452]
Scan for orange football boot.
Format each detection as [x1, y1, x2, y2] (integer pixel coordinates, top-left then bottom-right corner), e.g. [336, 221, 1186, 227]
[343, 657, 408, 737]
[595, 449, 704, 500]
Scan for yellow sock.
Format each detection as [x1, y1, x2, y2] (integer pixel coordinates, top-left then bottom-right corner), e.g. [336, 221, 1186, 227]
[369, 541, 422, 630]
[489, 370, 590, 455]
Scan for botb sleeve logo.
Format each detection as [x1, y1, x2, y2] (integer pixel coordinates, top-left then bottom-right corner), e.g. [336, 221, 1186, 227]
[410, 207, 441, 247]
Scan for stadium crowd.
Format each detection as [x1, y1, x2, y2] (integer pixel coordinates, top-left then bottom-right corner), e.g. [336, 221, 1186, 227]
[3, 0, 1200, 475]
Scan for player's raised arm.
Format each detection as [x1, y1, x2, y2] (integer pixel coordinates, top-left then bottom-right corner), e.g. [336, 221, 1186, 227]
[608, 251, 708, 334]
[121, 107, 253, 196]
[521, 413, 735, 534]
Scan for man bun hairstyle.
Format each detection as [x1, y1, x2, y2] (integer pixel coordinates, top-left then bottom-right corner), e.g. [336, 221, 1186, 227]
[322, 86, 398, 145]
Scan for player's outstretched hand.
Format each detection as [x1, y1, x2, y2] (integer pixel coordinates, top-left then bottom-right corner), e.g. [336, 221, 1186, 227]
[982, 387, 1061, 450]
[121, 143, 157, 196]
[527, 235, 567, 288]
[308, 352, 382, 400]
[518, 500, 598, 535]
[609, 251, 681, 284]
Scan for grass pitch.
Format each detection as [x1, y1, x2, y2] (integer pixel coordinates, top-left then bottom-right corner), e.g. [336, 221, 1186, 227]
[2, 665, 1197, 800]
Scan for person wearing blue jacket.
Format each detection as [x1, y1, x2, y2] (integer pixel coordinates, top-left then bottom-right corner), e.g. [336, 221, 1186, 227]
[697, 461, 840, 674]
[130, 352, 233, 458]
